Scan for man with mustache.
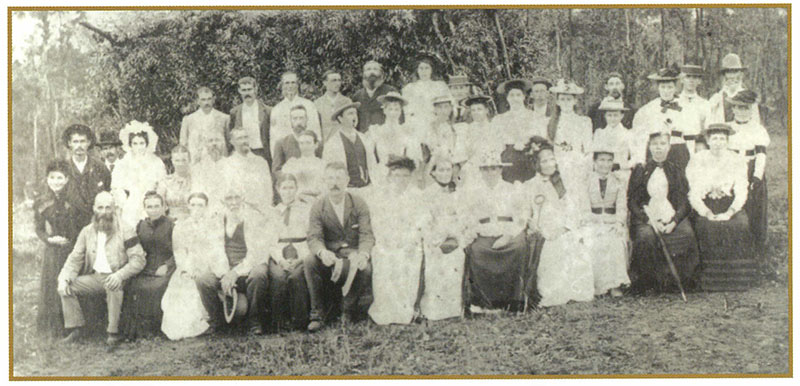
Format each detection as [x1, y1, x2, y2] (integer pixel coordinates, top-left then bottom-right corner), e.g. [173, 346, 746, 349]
[219, 128, 274, 215]
[304, 161, 375, 332]
[321, 101, 379, 189]
[180, 86, 230, 164]
[269, 71, 321, 155]
[97, 130, 123, 173]
[191, 132, 228, 214]
[229, 77, 273, 166]
[272, 105, 315, 174]
[314, 70, 353, 143]
[351, 61, 399, 133]
[586, 72, 637, 132]
[57, 191, 146, 346]
[61, 124, 112, 229]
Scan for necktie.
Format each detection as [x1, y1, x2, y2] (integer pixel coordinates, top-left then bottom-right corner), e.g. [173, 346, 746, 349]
[660, 99, 682, 113]
[599, 178, 608, 199]
[283, 205, 291, 226]
[281, 205, 298, 261]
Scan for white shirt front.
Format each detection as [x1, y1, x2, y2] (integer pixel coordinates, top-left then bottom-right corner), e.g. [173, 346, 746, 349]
[241, 101, 263, 149]
[329, 197, 346, 228]
[73, 157, 87, 174]
[93, 232, 113, 274]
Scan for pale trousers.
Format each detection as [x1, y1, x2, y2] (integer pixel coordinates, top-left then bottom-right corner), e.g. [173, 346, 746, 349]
[60, 273, 124, 334]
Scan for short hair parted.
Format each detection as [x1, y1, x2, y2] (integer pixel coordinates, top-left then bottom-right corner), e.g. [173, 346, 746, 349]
[196, 86, 214, 98]
[62, 124, 96, 148]
[290, 104, 308, 113]
[298, 129, 319, 143]
[45, 159, 71, 177]
[325, 161, 347, 173]
[322, 69, 341, 81]
[238, 77, 257, 88]
[187, 192, 209, 205]
[275, 172, 298, 189]
[143, 190, 164, 206]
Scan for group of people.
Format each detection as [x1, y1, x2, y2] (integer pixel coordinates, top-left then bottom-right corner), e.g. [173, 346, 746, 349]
[31, 52, 770, 347]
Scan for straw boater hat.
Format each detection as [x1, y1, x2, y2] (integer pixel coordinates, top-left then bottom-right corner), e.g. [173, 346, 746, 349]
[727, 89, 758, 106]
[97, 130, 123, 147]
[461, 94, 493, 107]
[647, 67, 681, 82]
[680, 64, 704, 77]
[549, 79, 585, 95]
[590, 138, 616, 157]
[719, 53, 747, 73]
[477, 151, 512, 168]
[376, 91, 408, 106]
[331, 101, 362, 122]
[432, 93, 455, 106]
[220, 287, 248, 324]
[497, 78, 533, 95]
[702, 122, 736, 138]
[448, 74, 472, 87]
[119, 120, 159, 154]
[530, 76, 553, 89]
[598, 97, 629, 111]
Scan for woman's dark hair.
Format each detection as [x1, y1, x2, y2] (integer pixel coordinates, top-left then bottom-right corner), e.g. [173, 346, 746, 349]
[45, 159, 71, 177]
[129, 131, 149, 147]
[187, 192, 209, 205]
[593, 151, 615, 161]
[386, 156, 416, 173]
[142, 190, 164, 206]
[275, 172, 298, 189]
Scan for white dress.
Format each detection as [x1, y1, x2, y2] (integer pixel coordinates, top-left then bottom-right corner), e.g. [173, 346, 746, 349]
[161, 215, 227, 340]
[281, 156, 326, 204]
[111, 153, 167, 228]
[401, 80, 450, 124]
[552, 113, 593, 174]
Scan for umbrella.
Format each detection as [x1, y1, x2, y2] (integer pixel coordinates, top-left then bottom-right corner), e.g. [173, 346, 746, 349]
[648, 217, 688, 302]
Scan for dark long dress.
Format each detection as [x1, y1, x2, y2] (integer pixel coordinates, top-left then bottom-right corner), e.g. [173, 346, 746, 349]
[695, 196, 759, 291]
[119, 216, 175, 339]
[628, 161, 700, 291]
[33, 190, 82, 337]
[745, 159, 769, 257]
[466, 233, 534, 311]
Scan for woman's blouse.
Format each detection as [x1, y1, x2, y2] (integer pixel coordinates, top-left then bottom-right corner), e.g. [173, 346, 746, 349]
[582, 171, 627, 225]
[401, 80, 450, 122]
[552, 113, 593, 155]
[592, 123, 635, 172]
[157, 173, 192, 222]
[627, 160, 690, 226]
[281, 156, 326, 202]
[686, 149, 749, 216]
[491, 108, 545, 146]
[172, 215, 228, 278]
[728, 120, 770, 180]
[136, 216, 176, 275]
[34, 190, 81, 245]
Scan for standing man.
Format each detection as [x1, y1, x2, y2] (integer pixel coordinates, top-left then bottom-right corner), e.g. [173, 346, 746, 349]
[180, 87, 230, 164]
[587, 72, 637, 132]
[447, 74, 474, 123]
[191, 132, 228, 214]
[528, 76, 555, 137]
[57, 192, 145, 345]
[269, 71, 321, 154]
[61, 124, 112, 229]
[97, 130, 123, 173]
[272, 105, 312, 174]
[219, 128, 274, 215]
[708, 53, 763, 125]
[677, 63, 710, 153]
[314, 70, 353, 144]
[351, 61, 399, 133]
[322, 101, 379, 189]
[304, 161, 375, 332]
[229, 76, 273, 166]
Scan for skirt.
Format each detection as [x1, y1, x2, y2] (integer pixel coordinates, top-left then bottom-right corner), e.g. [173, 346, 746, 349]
[419, 243, 466, 321]
[695, 196, 759, 292]
[536, 230, 595, 307]
[745, 159, 769, 255]
[119, 272, 172, 339]
[36, 243, 73, 337]
[369, 243, 423, 325]
[161, 272, 210, 340]
[465, 233, 534, 311]
[581, 223, 631, 295]
[630, 218, 700, 292]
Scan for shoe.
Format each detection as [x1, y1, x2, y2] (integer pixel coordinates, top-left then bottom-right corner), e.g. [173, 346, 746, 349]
[307, 320, 324, 333]
[59, 329, 84, 344]
[106, 333, 122, 346]
[249, 325, 265, 336]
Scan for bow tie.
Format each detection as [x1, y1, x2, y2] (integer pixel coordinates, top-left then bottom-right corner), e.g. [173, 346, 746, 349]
[660, 100, 682, 113]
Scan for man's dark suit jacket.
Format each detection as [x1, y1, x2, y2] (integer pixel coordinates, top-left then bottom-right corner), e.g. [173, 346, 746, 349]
[229, 99, 273, 166]
[307, 192, 375, 258]
[64, 156, 111, 229]
[272, 134, 302, 174]
[351, 82, 398, 133]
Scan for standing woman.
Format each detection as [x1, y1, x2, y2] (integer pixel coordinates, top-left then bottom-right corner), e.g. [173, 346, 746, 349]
[401, 56, 451, 126]
[492, 79, 541, 184]
[119, 191, 175, 339]
[628, 125, 700, 292]
[547, 79, 593, 170]
[420, 95, 468, 186]
[368, 92, 424, 169]
[726, 90, 770, 257]
[459, 95, 504, 186]
[686, 123, 757, 291]
[111, 120, 167, 228]
[281, 130, 326, 204]
[157, 145, 193, 222]
[34, 160, 82, 338]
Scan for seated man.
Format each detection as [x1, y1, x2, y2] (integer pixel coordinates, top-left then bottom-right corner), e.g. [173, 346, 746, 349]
[57, 191, 146, 346]
[304, 161, 375, 332]
[194, 188, 275, 335]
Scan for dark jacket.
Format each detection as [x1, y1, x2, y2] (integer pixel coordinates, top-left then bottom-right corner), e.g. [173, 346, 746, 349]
[64, 156, 112, 229]
[307, 192, 375, 257]
[136, 216, 176, 276]
[34, 189, 82, 246]
[351, 82, 399, 133]
[229, 99, 273, 166]
[627, 160, 690, 227]
[272, 134, 302, 174]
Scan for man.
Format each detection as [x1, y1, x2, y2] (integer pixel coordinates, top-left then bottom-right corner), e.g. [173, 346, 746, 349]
[97, 130, 123, 173]
[229, 77, 273, 166]
[587, 72, 637, 132]
[448, 74, 474, 123]
[61, 124, 112, 229]
[314, 70, 353, 144]
[57, 192, 145, 345]
[194, 188, 273, 335]
[272, 105, 314, 174]
[351, 61, 399, 133]
[191, 132, 228, 213]
[677, 63, 711, 153]
[708, 53, 764, 125]
[269, 72, 321, 154]
[179, 87, 230, 164]
[322, 101, 378, 189]
[304, 162, 375, 332]
[218, 128, 274, 214]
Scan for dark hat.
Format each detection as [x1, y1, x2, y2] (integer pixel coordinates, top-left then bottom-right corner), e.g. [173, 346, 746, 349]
[497, 78, 533, 95]
[97, 130, 123, 147]
[385, 155, 416, 172]
[680, 64, 704, 76]
[728, 89, 758, 106]
[61, 124, 96, 148]
[647, 67, 680, 82]
[331, 102, 361, 122]
[461, 95, 493, 107]
[702, 123, 736, 138]
[720, 53, 747, 73]
[530, 76, 552, 88]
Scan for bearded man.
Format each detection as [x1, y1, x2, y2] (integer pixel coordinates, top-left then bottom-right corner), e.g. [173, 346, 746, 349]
[351, 61, 399, 133]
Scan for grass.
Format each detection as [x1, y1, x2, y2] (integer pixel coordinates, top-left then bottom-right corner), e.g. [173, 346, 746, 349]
[10, 128, 790, 377]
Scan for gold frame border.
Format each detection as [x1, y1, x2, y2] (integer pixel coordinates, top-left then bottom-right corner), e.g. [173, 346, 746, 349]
[6, 3, 793, 381]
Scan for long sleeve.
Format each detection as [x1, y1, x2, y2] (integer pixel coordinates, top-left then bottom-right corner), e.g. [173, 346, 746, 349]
[670, 168, 691, 224]
[34, 204, 50, 242]
[307, 200, 327, 257]
[354, 197, 376, 256]
[59, 227, 88, 282]
[730, 155, 749, 213]
[115, 225, 146, 281]
[272, 141, 286, 174]
[179, 115, 190, 147]
[686, 156, 712, 217]
[614, 178, 628, 224]
[627, 165, 649, 225]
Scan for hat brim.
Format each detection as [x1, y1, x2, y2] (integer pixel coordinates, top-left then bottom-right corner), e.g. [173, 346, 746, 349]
[497, 79, 533, 95]
[222, 289, 248, 323]
[97, 141, 123, 147]
[461, 96, 493, 107]
[377, 94, 408, 106]
[719, 67, 747, 73]
[702, 127, 736, 137]
[726, 99, 753, 107]
[479, 163, 512, 168]
[331, 102, 362, 122]
[647, 74, 679, 81]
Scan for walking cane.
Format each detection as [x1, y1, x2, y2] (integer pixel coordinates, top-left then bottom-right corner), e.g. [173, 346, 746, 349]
[648, 217, 688, 302]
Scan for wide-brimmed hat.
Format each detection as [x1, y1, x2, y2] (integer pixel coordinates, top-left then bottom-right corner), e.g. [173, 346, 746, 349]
[477, 151, 512, 168]
[331, 102, 361, 122]
[549, 79, 584, 95]
[220, 288, 248, 324]
[702, 122, 736, 138]
[727, 89, 758, 106]
[376, 91, 408, 106]
[590, 139, 616, 157]
[497, 78, 533, 95]
[647, 67, 681, 82]
[720, 53, 747, 73]
[648, 118, 674, 138]
[448, 74, 472, 87]
[432, 93, 455, 106]
[680, 64, 704, 77]
[530, 76, 552, 89]
[97, 130, 123, 147]
[331, 257, 359, 296]
[461, 94, 493, 107]
[119, 120, 159, 154]
[597, 97, 629, 111]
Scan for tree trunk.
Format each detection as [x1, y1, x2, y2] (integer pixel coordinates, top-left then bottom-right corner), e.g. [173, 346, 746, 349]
[431, 12, 457, 74]
[492, 10, 512, 79]
[555, 10, 562, 76]
[660, 8, 666, 66]
[567, 9, 574, 79]
[625, 9, 631, 50]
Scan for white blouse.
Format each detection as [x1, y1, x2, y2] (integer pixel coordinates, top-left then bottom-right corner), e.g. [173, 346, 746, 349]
[686, 149, 749, 216]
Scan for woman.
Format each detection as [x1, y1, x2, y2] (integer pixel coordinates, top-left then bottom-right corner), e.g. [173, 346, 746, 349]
[421, 95, 468, 173]
[111, 120, 167, 228]
[268, 173, 311, 330]
[592, 97, 635, 181]
[281, 130, 326, 204]
[459, 95, 504, 186]
[368, 92, 424, 175]
[628, 125, 700, 292]
[492, 79, 541, 183]
[34, 160, 82, 338]
[157, 145, 193, 222]
[580, 143, 630, 297]
[548, 79, 593, 171]
[119, 191, 175, 339]
[686, 123, 757, 291]
[528, 144, 594, 307]
[161, 192, 225, 340]
[419, 155, 467, 320]
[401, 56, 450, 125]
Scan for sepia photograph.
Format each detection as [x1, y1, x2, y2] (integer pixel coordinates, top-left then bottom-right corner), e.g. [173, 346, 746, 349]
[7, 3, 791, 379]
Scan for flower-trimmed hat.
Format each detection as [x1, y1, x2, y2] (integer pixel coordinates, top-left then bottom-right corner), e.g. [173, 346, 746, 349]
[549, 79, 585, 95]
[647, 67, 681, 82]
[727, 89, 758, 106]
[477, 151, 512, 168]
[376, 91, 408, 106]
[119, 120, 159, 154]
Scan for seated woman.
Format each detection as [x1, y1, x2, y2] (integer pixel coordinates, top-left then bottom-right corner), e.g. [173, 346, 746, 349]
[157, 145, 193, 222]
[368, 156, 425, 325]
[580, 143, 630, 297]
[281, 130, 326, 204]
[528, 144, 594, 307]
[419, 155, 467, 320]
[463, 152, 533, 312]
[268, 173, 312, 330]
[34, 160, 82, 339]
[686, 123, 757, 291]
[120, 191, 175, 339]
[628, 125, 700, 292]
[161, 192, 224, 340]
